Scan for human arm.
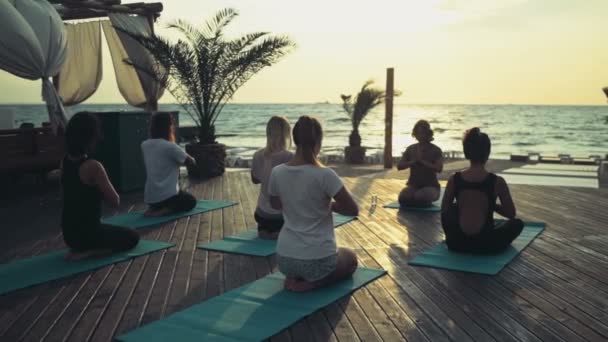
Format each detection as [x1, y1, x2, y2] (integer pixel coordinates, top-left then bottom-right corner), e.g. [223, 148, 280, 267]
[270, 195, 282, 210]
[441, 175, 456, 212]
[250, 151, 262, 184]
[397, 147, 415, 170]
[415, 145, 443, 173]
[324, 169, 359, 217]
[169, 142, 194, 166]
[417, 157, 443, 173]
[331, 187, 359, 217]
[82, 160, 120, 208]
[268, 166, 281, 209]
[495, 176, 516, 219]
[184, 154, 196, 166]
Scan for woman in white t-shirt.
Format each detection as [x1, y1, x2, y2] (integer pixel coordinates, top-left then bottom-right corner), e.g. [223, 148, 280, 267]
[251, 116, 294, 239]
[141, 113, 197, 217]
[268, 116, 359, 292]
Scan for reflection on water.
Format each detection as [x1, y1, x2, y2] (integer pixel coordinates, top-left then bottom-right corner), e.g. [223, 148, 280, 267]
[2, 103, 607, 158]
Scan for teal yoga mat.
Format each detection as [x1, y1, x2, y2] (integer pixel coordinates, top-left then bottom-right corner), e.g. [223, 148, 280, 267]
[101, 200, 238, 228]
[409, 221, 545, 275]
[199, 214, 357, 257]
[0, 240, 174, 295]
[116, 267, 386, 342]
[384, 188, 444, 212]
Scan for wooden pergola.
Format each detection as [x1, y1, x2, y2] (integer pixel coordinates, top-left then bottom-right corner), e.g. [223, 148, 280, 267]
[50, 0, 163, 23]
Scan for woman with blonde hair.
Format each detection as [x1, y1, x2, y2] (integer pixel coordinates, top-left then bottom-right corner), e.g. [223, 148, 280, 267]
[268, 116, 359, 292]
[397, 119, 444, 207]
[251, 116, 294, 239]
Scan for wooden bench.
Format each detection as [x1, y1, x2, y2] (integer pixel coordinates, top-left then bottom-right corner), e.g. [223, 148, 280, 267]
[0, 127, 64, 177]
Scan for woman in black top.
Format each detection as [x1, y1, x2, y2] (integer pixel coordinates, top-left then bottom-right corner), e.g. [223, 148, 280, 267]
[441, 128, 523, 254]
[61, 112, 139, 260]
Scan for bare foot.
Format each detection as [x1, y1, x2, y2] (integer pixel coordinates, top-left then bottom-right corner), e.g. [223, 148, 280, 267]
[284, 277, 318, 292]
[64, 249, 111, 261]
[144, 208, 172, 217]
[258, 230, 280, 240]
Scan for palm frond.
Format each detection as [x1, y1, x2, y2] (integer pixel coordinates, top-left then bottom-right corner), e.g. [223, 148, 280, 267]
[121, 8, 295, 144]
[203, 8, 238, 39]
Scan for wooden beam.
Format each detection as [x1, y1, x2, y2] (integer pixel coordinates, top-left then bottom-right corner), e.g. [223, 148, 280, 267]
[384, 68, 394, 169]
[50, 0, 122, 5]
[57, 2, 163, 21]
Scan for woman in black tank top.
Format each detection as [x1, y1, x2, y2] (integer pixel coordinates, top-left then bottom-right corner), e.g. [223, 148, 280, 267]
[61, 113, 139, 258]
[441, 128, 523, 254]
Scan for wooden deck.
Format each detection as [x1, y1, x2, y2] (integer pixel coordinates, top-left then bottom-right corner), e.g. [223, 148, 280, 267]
[1, 169, 607, 342]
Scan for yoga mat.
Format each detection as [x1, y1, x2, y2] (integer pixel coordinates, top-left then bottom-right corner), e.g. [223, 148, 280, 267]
[199, 214, 357, 257]
[116, 267, 387, 342]
[409, 221, 545, 275]
[384, 188, 444, 212]
[498, 173, 598, 189]
[521, 164, 598, 172]
[101, 200, 238, 229]
[501, 168, 597, 178]
[0, 240, 174, 295]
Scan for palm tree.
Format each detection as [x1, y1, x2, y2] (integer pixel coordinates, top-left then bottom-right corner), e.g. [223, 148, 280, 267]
[341, 80, 391, 148]
[123, 8, 295, 176]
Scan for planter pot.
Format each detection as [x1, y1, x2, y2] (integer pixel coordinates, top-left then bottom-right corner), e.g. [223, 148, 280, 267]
[185, 143, 226, 178]
[344, 146, 366, 164]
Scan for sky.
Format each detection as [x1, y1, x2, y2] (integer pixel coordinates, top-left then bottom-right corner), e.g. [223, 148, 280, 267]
[1, 0, 607, 105]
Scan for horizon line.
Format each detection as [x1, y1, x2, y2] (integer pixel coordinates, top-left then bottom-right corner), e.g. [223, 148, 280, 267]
[0, 102, 606, 107]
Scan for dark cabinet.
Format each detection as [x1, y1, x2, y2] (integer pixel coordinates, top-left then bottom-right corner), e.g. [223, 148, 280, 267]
[93, 111, 178, 192]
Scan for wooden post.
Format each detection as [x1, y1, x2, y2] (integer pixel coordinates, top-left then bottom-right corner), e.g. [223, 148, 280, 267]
[145, 14, 158, 112]
[384, 68, 394, 169]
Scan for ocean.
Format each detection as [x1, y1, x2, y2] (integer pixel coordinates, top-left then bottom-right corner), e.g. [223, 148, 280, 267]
[2, 103, 607, 160]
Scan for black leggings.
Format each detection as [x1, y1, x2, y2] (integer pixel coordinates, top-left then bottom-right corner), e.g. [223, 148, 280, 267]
[441, 204, 524, 254]
[149, 191, 197, 213]
[64, 224, 140, 253]
[254, 212, 284, 233]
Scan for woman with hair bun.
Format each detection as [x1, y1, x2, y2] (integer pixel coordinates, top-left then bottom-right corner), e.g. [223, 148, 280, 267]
[440, 127, 524, 254]
[268, 115, 359, 292]
[61, 112, 140, 260]
[397, 120, 443, 207]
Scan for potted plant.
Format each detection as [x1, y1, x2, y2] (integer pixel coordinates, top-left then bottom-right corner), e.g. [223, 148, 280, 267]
[125, 8, 295, 178]
[341, 80, 396, 164]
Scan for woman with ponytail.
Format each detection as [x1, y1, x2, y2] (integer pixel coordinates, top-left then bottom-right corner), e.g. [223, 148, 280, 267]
[251, 116, 293, 239]
[268, 116, 359, 292]
[440, 127, 523, 254]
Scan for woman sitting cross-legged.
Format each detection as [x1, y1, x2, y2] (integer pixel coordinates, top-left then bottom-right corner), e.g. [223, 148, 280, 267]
[61, 112, 140, 260]
[141, 113, 197, 217]
[269, 116, 359, 292]
[397, 120, 443, 207]
[251, 116, 294, 240]
[441, 127, 524, 254]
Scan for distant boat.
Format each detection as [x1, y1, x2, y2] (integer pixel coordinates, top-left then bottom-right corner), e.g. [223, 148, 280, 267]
[314, 101, 331, 105]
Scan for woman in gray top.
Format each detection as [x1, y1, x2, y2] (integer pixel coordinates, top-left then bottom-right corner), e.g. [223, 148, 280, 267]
[251, 116, 294, 239]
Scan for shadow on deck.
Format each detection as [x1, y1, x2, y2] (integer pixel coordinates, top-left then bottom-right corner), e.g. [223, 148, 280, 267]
[0, 169, 607, 341]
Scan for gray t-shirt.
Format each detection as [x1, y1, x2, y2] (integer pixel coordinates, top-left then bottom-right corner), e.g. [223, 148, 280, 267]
[269, 164, 344, 260]
[141, 139, 187, 204]
[251, 148, 293, 216]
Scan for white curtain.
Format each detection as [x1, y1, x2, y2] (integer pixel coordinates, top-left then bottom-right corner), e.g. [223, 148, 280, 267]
[57, 21, 103, 106]
[0, 0, 67, 130]
[103, 14, 166, 109]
